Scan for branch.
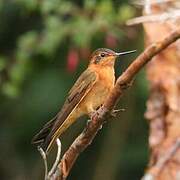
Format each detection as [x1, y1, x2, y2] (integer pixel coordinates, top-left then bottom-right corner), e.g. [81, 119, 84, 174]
[38, 147, 48, 180]
[51, 28, 180, 180]
[48, 138, 62, 178]
[126, 10, 180, 26]
[132, 0, 174, 6]
[38, 139, 62, 180]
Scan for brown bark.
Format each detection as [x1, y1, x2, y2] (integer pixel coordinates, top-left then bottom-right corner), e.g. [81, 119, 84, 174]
[143, 3, 180, 180]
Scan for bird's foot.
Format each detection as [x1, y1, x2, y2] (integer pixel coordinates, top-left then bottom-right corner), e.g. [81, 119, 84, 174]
[111, 108, 125, 117]
[89, 111, 97, 119]
[120, 80, 133, 90]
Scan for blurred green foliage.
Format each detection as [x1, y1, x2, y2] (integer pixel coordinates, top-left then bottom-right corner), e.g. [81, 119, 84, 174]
[0, 0, 135, 98]
[0, 0, 148, 180]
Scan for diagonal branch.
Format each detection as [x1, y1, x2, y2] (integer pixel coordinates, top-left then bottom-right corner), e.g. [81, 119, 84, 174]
[51, 27, 180, 180]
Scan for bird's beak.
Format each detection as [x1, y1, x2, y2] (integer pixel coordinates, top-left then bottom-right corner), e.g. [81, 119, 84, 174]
[115, 50, 136, 56]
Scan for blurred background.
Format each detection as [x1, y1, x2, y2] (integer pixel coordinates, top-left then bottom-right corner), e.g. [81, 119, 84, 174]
[0, 0, 149, 179]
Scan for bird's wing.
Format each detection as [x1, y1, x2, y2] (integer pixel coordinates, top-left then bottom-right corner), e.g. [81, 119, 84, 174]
[32, 68, 98, 152]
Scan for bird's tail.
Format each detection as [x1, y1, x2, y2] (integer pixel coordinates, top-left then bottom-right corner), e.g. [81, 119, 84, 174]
[31, 116, 57, 152]
[32, 114, 76, 153]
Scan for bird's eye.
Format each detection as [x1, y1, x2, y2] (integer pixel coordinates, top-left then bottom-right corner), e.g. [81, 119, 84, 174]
[100, 53, 106, 57]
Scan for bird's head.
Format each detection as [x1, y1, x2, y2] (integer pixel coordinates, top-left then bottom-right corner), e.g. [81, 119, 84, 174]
[89, 48, 136, 67]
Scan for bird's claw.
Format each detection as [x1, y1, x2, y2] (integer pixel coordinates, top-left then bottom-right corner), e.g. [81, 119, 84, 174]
[111, 109, 125, 117]
[120, 80, 133, 90]
[89, 111, 97, 119]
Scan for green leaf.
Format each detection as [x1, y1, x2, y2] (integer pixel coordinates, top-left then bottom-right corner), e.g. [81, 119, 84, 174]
[2, 82, 19, 98]
[0, 56, 7, 71]
[17, 31, 38, 55]
[117, 5, 135, 22]
[41, 0, 61, 14]
[16, 0, 38, 11]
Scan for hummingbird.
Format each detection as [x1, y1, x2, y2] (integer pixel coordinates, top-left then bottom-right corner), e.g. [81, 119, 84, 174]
[32, 48, 136, 154]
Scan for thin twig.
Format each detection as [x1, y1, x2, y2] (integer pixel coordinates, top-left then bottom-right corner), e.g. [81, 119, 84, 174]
[38, 147, 48, 180]
[132, 0, 175, 6]
[38, 139, 62, 180]
[48, 138, 62, 178]
[126, 10, 180, 26]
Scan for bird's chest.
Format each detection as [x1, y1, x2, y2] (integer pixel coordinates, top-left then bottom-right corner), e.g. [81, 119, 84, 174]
[84, 67, 115, 112]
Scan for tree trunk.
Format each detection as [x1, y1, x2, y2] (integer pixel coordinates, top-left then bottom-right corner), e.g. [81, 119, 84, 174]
[143, 3, 180, 180]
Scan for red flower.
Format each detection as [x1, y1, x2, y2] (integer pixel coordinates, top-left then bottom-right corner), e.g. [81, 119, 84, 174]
[67, 48, 79, 73]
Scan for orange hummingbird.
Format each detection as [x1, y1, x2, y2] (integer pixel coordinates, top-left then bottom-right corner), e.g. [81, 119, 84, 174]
[32, 48, 136, 153]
